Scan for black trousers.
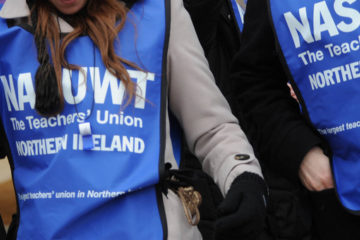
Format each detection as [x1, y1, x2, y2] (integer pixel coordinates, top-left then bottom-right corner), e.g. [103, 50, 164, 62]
[310, 189, 360, 240]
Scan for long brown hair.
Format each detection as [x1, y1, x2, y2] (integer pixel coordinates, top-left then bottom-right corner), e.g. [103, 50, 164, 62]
[31, 0, 139, 116]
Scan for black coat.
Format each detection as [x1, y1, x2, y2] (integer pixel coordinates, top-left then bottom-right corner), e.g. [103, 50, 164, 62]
[231, 0, 323, 183]
[231, 0, 322, 239]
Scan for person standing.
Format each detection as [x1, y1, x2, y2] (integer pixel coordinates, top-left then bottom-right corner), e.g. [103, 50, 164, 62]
[0, 0, 266, 239]
[232, 0, 360, 239]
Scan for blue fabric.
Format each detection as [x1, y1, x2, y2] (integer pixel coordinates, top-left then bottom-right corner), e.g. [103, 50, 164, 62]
[0, 0, 169, 238]
[230, 0, 246, 32]
[269, 0, 360, 213]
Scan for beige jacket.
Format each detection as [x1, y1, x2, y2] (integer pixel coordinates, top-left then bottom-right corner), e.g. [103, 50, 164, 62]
[0, 0, 262, 239]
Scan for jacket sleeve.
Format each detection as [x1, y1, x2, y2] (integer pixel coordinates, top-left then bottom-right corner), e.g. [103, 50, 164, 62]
[231, 0, 323, 183]
[167, 0, 262, 195]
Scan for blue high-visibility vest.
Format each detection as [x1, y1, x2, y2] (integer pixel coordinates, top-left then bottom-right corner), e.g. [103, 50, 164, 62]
[0, 0, 172, 238]
[269, 0, 360, 214]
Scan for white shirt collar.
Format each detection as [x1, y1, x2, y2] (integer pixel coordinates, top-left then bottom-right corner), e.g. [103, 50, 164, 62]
[0, 0, 74, 33]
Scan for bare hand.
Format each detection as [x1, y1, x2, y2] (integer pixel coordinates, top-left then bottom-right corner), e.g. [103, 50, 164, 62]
[287, 83, 298, 102]
[299, 146, 334, 191]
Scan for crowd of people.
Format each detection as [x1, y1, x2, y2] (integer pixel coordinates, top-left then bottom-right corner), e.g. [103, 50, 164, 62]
[0, 0, 359, 239]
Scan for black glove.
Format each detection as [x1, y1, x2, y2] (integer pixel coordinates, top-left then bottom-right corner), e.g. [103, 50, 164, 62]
[0, 215, 6, 240]
[215, 172, 267, 240]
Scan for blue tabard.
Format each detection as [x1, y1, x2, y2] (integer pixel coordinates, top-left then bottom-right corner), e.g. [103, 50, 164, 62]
[269, 0, 360, 214]
[0, 0, 171, 238]
[229, 0, 247, 32]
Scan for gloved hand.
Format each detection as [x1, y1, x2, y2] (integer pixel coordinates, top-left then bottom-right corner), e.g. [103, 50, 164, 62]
[215, 172, 267, 240]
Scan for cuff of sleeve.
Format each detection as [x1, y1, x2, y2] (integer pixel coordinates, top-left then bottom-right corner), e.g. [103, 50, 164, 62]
[217, 153, 263, 196]
[274, 125, 324, 183]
